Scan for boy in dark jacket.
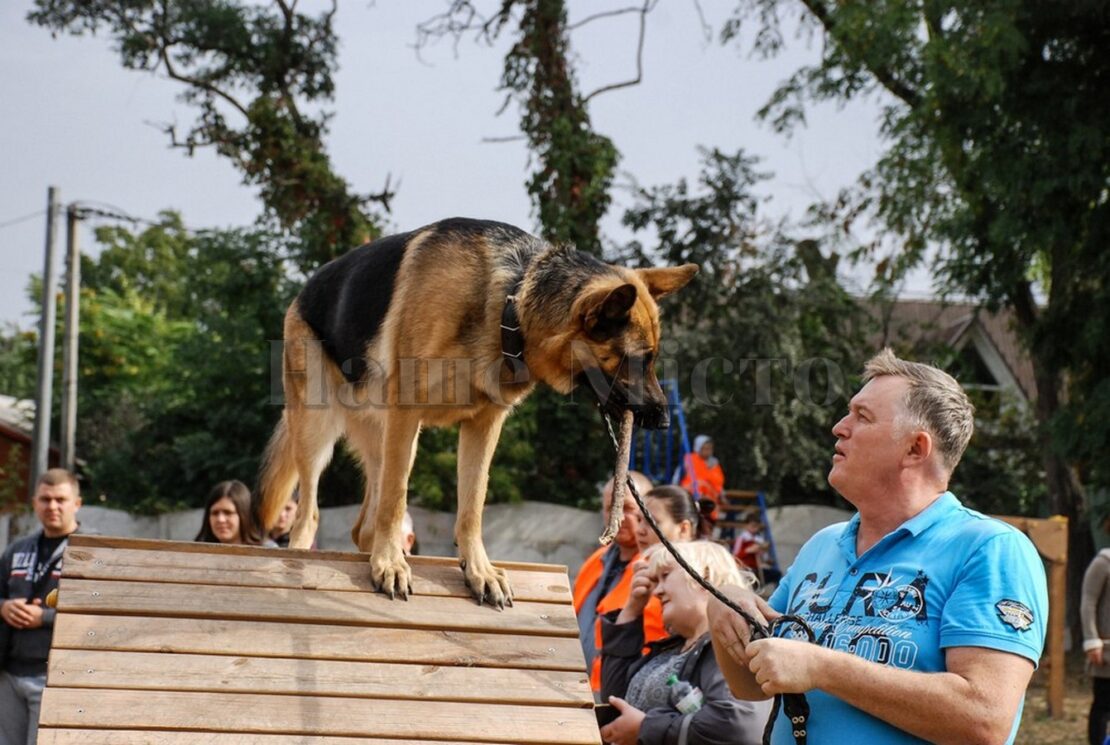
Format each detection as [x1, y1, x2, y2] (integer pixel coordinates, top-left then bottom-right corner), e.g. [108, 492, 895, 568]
[1, 468, 82, 745]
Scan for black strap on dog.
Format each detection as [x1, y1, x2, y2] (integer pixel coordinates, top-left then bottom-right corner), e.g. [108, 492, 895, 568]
[501, 278, 529, 380]
[600, 412, 814, 745]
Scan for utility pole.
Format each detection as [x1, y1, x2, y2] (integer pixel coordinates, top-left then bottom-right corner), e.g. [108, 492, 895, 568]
[59, 204, 82, 471]
[31, 187, 61, 496]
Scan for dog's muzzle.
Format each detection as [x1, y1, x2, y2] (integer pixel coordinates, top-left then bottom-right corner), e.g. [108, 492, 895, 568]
[580, 368, 670, 430]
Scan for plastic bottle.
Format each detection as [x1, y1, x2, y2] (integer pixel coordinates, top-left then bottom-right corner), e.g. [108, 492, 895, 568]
[666, 673, 704, 714]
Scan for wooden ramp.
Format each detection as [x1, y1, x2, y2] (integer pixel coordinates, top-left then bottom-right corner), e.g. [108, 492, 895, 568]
[38, 535, 600, 745]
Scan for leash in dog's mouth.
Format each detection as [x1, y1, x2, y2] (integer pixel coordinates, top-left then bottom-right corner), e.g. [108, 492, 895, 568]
[598, 409, 816, 745]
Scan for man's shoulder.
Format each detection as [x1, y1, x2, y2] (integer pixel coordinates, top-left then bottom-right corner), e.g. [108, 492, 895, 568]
[932, 502, 1033, 550]
[2, 531, 42, 556]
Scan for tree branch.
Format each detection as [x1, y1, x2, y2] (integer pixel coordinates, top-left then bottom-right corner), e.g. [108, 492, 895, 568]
[798, 0, 922, 109]
[583, 0, 656, 103]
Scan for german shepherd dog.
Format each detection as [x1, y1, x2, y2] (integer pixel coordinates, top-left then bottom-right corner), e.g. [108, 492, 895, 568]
[257, 218, 696, 608]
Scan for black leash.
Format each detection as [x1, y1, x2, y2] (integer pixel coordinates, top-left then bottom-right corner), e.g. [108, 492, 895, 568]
[600, 412, 814, 745]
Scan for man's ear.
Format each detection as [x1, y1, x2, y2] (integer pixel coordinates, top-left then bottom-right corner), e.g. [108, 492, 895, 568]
[904, 430, 934, 467]
[636, 264, 699, 299]
[582, 283, 637, 339]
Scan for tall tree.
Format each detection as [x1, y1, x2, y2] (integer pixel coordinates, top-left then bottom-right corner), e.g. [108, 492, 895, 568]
[622, 147, 868, 503]
[418, 1, 625, 506]
[29, 0, 390, 269]
[725, 0, 1110, 619]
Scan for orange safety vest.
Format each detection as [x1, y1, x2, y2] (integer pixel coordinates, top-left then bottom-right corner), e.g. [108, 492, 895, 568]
[573, 546, 667, 692]
[680, 453, 725, 502]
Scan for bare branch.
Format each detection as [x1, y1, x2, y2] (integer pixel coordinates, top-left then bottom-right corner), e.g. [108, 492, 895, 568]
[567, 5, 644, 32]
[481, 134, 527, 143]
[583, 0, 656, 103]
[689, 0, 713, 44]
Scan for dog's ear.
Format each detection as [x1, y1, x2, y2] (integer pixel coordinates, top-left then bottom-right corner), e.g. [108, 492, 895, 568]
[637, 264, 699, 299]
[582, 283, 637, 340]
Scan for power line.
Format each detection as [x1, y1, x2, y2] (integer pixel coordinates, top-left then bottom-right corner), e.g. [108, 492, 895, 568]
[0, 209, 46, 230]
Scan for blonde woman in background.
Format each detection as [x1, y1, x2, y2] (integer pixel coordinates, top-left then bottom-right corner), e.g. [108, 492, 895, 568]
[599, 541, 772, 745]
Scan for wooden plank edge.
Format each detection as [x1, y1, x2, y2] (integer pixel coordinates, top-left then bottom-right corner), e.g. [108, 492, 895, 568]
[67, 536, 569, 574]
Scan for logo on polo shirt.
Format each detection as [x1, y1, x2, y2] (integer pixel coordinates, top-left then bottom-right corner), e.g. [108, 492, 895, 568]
[995, 599, 1034, 631]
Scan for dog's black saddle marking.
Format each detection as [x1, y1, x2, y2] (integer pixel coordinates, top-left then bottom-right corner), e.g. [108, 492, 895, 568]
[297, 218, 538, 384]
[298, 230, 413, 383]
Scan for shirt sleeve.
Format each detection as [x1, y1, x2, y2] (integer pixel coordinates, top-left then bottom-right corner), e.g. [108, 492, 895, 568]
[939, 530, 1048, 666]
[1081, 554, 1110, 648]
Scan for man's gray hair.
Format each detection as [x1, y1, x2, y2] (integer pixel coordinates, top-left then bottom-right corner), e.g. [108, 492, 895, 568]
[863, 348, 975, 473]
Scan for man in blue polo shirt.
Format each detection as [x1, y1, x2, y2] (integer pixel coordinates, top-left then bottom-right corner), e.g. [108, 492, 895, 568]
[708, 348, 1048, 744]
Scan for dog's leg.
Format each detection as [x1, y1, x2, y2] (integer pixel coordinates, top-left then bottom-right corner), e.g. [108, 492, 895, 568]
[456, 405, 513, 609]
[368, 410, 421, 599]
[345, 415, 384, 553]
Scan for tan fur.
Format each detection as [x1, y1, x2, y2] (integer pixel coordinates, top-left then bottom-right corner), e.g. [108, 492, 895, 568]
[257, 221, 696, 607]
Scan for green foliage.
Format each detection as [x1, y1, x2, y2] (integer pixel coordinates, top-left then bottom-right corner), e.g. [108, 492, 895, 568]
[496, 0, 619, 255]
[14, 217, 299, 513]
[0, 325, 38, 402]
[725, 2, 1110, 518]
[622, 148, 869, 504]
[28, 0, 384, 268]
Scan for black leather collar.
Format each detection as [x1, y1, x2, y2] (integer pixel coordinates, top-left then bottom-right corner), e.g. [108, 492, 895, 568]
[500, 278, 529, 380]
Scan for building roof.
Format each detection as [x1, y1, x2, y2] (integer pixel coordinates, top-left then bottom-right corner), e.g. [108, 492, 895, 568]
[868, 299, 1037, 401]
[0, 395, 36, 440]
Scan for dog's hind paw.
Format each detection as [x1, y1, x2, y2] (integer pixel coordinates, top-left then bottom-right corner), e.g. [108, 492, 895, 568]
[460, 558, 513, 610]
[369, 551, 413, 601]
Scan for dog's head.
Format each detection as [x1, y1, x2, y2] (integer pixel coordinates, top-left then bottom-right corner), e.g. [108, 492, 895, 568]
[567, 264, 698, 429]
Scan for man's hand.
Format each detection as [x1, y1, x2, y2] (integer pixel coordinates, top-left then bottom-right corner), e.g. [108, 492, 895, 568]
[1088, 646, 1105, 667]
[616, 560, 656, 623]
[0, 598, 45, 629]
[747, 638, 827, 695]
[599, 696, 646, 745]
[707, 584, 779, 666]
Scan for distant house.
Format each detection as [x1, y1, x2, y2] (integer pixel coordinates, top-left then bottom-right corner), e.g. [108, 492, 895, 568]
[0, 395, 60, 505]
[869, 299, 1036, 404]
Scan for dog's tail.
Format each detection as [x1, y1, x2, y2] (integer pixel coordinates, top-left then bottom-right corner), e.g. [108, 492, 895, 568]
[256, 415, 299, 531]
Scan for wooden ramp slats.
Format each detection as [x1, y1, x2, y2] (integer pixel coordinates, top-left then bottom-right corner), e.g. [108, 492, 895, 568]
[57, 578, 579, 636]
[51, 614, 587, 671]
[48, 649, 592, 705]
[39, 688, 601, 744]
[39, 537, 600, 744]
[66, 535, 567, 575]
[63, 544, 571, 603]
[38, 731, 527, 745]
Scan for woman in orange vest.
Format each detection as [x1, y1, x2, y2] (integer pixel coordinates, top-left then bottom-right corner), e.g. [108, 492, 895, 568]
[680, 435, 725, 518]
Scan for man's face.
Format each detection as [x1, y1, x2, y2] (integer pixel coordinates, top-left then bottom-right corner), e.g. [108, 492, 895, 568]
[829, 375, 912, 499]
[34, 481, 81, 537]
[602, 483, 642, 550]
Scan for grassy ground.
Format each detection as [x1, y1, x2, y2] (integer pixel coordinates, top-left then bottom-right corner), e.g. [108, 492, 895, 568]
[1017, 653, 1090, 744]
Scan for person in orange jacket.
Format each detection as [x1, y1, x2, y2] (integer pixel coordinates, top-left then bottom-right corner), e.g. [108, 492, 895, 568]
[680, 435, 725, 519]
[574, 471, 666, 694]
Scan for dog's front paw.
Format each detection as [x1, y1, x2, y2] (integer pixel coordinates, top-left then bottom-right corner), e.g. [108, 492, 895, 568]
[460, 556, 513, 610]
[368, 547, 413, 601]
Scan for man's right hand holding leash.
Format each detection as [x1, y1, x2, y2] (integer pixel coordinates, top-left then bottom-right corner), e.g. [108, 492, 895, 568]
[707, 584, 781, 701]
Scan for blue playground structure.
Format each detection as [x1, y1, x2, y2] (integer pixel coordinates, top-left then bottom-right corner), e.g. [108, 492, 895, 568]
[628, 379, 782, 576]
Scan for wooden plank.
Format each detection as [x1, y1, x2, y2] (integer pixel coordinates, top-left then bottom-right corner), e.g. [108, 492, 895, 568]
[56, 579, 578, 637]
[39, 689, 601, 744]
[52, 614, 586, 671]
[62, 545, 571, 604]
[66, 535, 567, 574]
[38, 730, 527, 745]
[47, 649, 592, 706]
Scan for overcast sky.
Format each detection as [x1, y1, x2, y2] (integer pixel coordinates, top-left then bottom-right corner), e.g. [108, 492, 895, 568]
[0, 1, 905, 330]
